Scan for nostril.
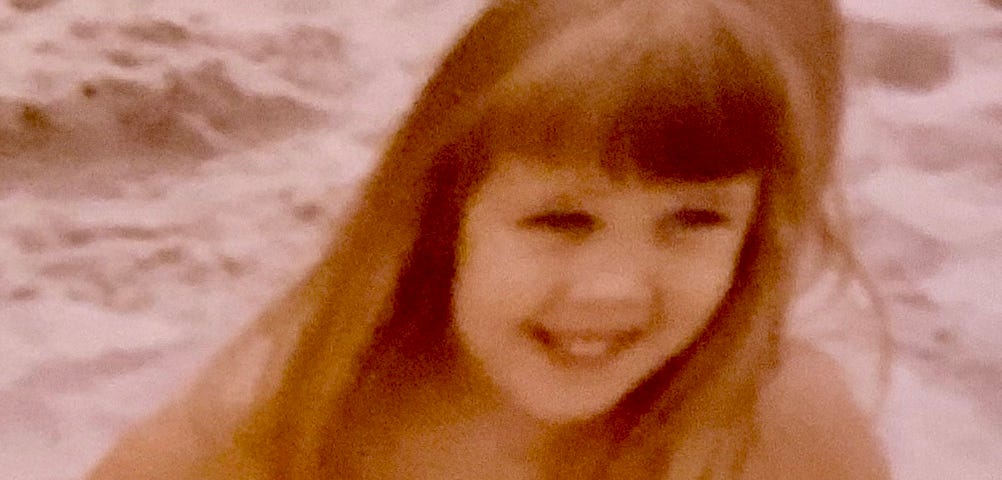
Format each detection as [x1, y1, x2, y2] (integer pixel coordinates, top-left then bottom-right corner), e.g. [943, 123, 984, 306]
[529, 325, 554, 346]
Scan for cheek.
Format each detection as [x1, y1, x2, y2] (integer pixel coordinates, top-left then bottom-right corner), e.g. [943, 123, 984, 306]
[452, 230, 554, 330]
[682, 260, 738, 298]
[658, 238, 747, 319]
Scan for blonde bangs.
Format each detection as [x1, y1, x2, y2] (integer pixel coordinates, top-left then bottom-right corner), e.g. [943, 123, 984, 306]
[480, 0, 798, 184]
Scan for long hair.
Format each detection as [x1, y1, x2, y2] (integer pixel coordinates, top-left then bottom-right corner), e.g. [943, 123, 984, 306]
[214, 0, 846, 478]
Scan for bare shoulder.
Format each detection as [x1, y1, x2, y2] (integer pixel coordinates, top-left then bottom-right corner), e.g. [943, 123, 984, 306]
[85, 326, 281, 479]
[86, 274, 321, 479]
[741, 340, 891, 480]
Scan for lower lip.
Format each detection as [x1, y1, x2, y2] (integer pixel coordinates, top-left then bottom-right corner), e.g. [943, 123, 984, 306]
[526, 326, 644, 370]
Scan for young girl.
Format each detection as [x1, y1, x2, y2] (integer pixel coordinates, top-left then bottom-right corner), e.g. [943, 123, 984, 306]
[88, 0, 889, 478]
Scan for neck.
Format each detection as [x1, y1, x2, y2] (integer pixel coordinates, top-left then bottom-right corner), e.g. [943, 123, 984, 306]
[450, 346, 559, 460]
[399, 347, 566, 476]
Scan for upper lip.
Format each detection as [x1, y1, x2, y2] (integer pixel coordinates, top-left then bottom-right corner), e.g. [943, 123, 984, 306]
[524, 324, 645, 344]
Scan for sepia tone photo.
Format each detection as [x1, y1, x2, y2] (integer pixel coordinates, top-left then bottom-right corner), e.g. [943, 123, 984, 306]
[1, 0, 1000, 478]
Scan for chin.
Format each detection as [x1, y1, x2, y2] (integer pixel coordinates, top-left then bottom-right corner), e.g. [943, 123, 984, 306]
[509, 385, 626, 425]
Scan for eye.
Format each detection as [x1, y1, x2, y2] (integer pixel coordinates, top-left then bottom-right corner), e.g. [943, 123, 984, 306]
[520, 211, 597, 235]
[669, 208, 729, 228]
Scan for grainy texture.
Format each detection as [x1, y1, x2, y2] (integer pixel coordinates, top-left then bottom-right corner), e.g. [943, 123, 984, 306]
[0, 0, 999, 478]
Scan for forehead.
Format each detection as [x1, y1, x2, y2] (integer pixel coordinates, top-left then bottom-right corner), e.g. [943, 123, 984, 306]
[476, 153, 761, 207]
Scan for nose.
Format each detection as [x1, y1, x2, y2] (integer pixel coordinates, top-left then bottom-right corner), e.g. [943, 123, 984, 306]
[567, 270, 652, 306]
[564, 251, 655, 329]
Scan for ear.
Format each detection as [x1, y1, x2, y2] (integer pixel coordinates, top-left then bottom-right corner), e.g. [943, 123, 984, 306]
[742, 340, 891, 480]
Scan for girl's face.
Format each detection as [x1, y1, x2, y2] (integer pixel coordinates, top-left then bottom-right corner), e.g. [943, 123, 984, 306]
[451, 154, 760, 424]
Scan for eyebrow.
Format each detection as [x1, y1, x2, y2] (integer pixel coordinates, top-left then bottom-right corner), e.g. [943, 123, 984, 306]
[670, 187, 752, 208]
[537, 180, 756, 210]
[549, 193, 588, 209]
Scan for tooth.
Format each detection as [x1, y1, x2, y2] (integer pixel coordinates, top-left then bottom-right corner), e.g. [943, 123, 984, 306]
[565, 338, 612, 357]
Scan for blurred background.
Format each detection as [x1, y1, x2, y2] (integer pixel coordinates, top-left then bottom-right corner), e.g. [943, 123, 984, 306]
[0, 0, 999, 478]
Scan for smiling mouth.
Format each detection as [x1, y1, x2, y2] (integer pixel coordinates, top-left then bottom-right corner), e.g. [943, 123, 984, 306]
[524, 324, 646, 369]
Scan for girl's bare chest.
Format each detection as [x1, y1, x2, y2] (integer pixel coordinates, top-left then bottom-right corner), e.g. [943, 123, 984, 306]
[388, 447, 539, 480]
[354, 422, 543, 480]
